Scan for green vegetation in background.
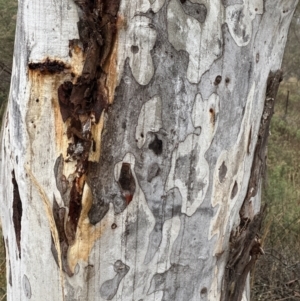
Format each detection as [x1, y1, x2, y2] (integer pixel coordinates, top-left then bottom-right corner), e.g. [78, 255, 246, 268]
[0, 0, 17, 126]
[0, 240, 5, 301]
[282, 6, 300, 79]
[252, 81, 300, 301]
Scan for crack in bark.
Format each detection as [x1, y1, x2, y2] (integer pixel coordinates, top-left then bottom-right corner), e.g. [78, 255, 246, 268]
[12, 170, 22, 258]
[221, 70, 283, 301]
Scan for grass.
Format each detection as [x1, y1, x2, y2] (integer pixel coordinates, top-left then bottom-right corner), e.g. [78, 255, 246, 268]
[0, 235, 6, 301]
[252, 80, 300, 300]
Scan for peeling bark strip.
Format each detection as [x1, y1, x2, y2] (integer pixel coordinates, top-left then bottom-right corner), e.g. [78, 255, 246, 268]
[57, 0, 121, 123]
[12, 170, 22, 258]
[52, 0, 121, 275]
[241, 70, 283, 219]
[222, 70, 283, 301]
[51, 197, 73, 276]
[222, 213, 264, 301]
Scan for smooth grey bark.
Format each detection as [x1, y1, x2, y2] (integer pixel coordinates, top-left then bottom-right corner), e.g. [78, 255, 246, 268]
[0, 0, 297, 301]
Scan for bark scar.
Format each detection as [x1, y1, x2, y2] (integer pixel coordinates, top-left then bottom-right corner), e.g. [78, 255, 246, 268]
[53, 0, 121, 275]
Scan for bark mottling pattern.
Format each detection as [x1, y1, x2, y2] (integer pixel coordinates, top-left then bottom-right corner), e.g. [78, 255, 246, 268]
[0, 0, 298, 300]
[100, 260, 130, 300]
[167, 0, 223, 83]
[226, 0, 263, 46]
[136, 95, 162, 149]
[165, 92, 219, 216]
[210, 83, 255, 254]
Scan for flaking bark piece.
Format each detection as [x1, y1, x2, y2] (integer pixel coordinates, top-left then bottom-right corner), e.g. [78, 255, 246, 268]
[57, 81, 74, 122]
[51, 196, 73, 276]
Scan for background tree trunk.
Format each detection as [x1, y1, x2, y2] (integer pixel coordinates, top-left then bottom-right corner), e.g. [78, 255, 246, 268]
[0, 0, 298, 300]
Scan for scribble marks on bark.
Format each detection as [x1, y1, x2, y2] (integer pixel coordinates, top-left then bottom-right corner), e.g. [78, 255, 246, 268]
[12, 170, 22, 258]
[57, 81, 74, 122]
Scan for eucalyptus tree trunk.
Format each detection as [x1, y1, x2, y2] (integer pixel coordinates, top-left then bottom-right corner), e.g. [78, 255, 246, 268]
[0, 0, 297, 300]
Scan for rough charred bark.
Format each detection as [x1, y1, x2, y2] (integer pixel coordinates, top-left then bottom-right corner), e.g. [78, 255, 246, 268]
[0, 0, 297, 300]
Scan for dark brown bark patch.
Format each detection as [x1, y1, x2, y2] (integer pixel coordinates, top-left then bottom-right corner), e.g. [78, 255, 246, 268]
[214, 75, 222, 85]
[12, 170, 22, 258]
[118, 163, 136, 205]
[209, 107, 216, 127]
[28, 58, 68, 74]
[65, 179, 84, 244]
[57, 81, 74, 122]
[53, 0, 121, 275]
[58, 0, 121, 123]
